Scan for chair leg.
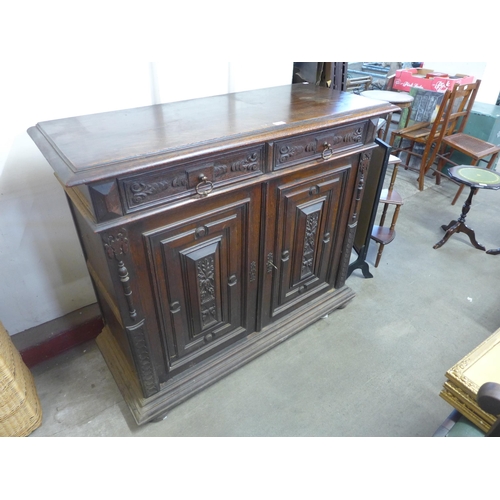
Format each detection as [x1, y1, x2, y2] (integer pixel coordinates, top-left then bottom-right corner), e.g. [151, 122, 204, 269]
[423, 142, 442, 181]
[418, 158, 427, 191]
[397, 140, 416, 170]
[418, 142, 434, 192]
[485, 152, 499, 170]
[435, 151, 450, 186]
[451, 184, 465, 205]
[382, 112, 393, 141]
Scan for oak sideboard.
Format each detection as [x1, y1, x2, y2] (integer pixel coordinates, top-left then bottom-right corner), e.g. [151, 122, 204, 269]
[28, 84, 396, 424]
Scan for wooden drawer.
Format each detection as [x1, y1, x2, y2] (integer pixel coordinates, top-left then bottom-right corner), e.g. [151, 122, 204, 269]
[117, 144, 265, 214]
[272, 121, 368, 170]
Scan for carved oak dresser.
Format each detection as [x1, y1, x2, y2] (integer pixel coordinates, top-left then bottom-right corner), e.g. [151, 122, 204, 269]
[28, 84, 396, 425]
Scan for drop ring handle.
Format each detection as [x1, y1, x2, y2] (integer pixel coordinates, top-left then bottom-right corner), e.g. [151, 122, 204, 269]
[322, 142, 333, 160]
[195, 174, 214, 197]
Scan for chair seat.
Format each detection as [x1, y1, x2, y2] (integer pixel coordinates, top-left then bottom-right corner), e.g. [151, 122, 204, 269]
[442, 133, 500, 158]
[400, 127, 433, 140]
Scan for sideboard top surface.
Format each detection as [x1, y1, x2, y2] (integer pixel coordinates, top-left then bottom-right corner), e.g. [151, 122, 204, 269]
[28, 83, 396, 187]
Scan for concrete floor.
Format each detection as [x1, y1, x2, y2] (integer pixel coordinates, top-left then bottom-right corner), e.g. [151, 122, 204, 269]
[28, 161, 500, 437]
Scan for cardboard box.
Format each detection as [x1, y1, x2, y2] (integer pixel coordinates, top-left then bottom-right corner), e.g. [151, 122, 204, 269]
[393, 68, 475, 93]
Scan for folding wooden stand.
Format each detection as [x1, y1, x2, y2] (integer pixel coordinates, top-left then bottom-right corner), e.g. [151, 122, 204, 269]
[348, 138, 391, 278]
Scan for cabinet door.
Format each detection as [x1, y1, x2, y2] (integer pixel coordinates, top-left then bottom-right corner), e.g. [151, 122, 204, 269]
[262, 161, 354, 324]
[143, 187, 260, 376]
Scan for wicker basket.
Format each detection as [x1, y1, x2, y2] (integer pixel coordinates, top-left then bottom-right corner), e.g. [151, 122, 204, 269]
[0, 322, 42, 437]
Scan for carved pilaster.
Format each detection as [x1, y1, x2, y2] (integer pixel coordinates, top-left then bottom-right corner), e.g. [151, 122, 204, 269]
[351, 151, 372, 224]
[125, 320, 160, 397]
[103, 228, 137, 322]
[103, 229, 159, 398]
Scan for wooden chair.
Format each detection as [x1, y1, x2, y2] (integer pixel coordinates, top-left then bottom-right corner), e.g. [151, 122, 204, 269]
[370, 154, 404, 267]
[432, 83, 500, 205]
[390, 81, 480, 192]
[390, 87, 449, 191]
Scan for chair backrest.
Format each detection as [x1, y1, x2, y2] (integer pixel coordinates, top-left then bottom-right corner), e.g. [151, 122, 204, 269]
[412, 89, 454, 171]
[427, 81, 480, 148]
[441, 80, 480, 136]
[401, 87, 447, 129]
[422, 81, 480, 170]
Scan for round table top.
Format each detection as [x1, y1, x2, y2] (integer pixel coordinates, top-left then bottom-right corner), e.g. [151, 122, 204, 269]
[360, 90, 414, 104]
[448, 165, 500, 189]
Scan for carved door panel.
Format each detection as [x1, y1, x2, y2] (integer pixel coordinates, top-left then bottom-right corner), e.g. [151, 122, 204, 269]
[143, 188, 260, 375]
[262, 162, 353, 324]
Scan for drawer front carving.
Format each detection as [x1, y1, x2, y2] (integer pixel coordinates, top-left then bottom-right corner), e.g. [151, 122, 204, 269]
[273, 122, 367, 170]
[143, 190, 260, 375]
[119, 146, 265, 213]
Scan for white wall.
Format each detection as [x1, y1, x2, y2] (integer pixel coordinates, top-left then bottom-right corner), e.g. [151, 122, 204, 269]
[0, 62, 294, 336]
[2, 60, 498, 336]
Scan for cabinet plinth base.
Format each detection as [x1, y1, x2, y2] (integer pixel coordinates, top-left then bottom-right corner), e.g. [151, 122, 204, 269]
[96, 285, 355, 425]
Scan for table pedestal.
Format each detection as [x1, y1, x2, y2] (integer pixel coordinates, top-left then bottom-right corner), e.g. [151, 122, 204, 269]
[433, 165, 500, 251]
[433, 187, 485, 250]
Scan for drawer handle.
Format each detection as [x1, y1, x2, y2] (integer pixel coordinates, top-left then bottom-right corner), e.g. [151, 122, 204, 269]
[196, 174, 214, 197]
[322, 142, 333, 160]
[170, 301, 181, 314]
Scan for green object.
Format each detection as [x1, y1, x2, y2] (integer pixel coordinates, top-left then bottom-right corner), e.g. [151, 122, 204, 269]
[400, 87, 444, 128]
[446, 416, 485, 437]
[453, 166, 500, 185]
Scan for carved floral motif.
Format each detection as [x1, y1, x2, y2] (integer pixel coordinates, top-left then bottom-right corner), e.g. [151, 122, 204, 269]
[130, 180, 170, 204]
[278, 126, 364, 164]
[266, 253, 274, 273]
[197, 257, 215, 304]
[331, 127, 363, 145]
[125, 175, 188, 206]
[201, 305, 217, 326]
[231, 152, 259, 172]
[123, 149, 261, 208]
[301, 212, 320, 278]
[279, 145, 304, 163]
[249, 261, 257, 282]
